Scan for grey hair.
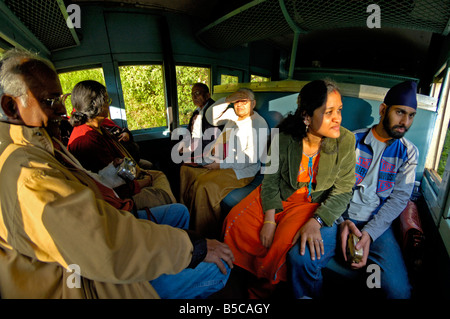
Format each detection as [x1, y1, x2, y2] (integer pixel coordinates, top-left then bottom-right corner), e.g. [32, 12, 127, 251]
[0, 49, 55, 119]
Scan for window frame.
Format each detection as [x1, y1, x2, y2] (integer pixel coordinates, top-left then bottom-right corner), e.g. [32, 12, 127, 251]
[421, 63, 450, 255]
[426, 65, 450, 175]
[216, 66, 244, 84]
[174, 64, 212, 127]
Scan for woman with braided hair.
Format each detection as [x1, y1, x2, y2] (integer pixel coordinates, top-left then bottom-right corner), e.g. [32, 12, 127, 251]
[68, 80, 176, 209]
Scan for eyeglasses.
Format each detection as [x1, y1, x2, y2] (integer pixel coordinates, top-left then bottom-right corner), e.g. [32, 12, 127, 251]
[42, 93, 71, 108]
[191, 91, 204, 97]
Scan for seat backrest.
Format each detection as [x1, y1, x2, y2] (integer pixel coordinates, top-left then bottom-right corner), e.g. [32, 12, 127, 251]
[213, 80, 438, 181]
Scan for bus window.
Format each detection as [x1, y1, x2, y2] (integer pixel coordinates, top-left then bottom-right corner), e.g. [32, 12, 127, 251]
[58, 68, 106, 116]
[427, 67, 450, 179]
[251, 75, 270, 82]
[118, 65, 165, 131]
[217, 66, 243, 84]
[433, 75, 450, 178]
[422, 66, 450, 228]
[221, 74, 239, 84]
[437, 122, 450, 177]
[175, 65, 210, 126]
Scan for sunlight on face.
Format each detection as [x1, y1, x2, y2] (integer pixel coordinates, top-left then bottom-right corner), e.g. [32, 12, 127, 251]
[308, 90, 342, 139]
[382, 105, 416, 139]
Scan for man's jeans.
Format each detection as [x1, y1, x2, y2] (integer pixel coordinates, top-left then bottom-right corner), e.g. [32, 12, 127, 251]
[288, 220, 411, 299]
[137, 203, 230, 299]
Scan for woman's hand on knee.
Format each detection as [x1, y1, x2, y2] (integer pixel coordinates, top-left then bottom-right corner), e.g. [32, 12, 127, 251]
[298, 218, 324, 261]
[260, 223, 276, 248]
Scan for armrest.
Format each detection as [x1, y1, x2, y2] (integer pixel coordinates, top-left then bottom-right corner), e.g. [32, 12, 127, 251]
[398, 200, 425, 273]
[399, 201, 423, 244]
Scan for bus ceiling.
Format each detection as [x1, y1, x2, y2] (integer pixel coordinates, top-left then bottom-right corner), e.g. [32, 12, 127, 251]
[0, 0, 449, 79]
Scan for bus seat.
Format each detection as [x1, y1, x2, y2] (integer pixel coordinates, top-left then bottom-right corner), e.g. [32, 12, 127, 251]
[396, 200, 425, 274]
[220, 86, 434, 218]
[221, 173, 264, 212]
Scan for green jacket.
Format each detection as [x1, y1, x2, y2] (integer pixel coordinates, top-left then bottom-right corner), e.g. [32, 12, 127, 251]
[261, 126, 356, 226]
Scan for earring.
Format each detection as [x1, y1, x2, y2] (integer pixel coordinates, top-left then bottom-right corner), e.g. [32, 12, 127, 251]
[304, 121, 309, 133]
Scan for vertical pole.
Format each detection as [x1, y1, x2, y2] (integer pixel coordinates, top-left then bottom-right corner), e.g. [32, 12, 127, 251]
[288, 31, 299, 80]
[159, 16, 179, 131]
[278, 0, 302, 80]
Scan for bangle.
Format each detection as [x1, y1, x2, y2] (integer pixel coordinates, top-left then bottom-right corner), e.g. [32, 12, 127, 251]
[312, 214, 324, 227]
[264, 221, 277, 226]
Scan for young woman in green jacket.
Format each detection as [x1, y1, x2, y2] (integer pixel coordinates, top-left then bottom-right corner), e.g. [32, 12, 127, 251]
[223, 79, 356, 297]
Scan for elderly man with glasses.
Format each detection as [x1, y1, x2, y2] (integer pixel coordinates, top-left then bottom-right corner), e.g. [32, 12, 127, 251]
[0, 49, 234, 299]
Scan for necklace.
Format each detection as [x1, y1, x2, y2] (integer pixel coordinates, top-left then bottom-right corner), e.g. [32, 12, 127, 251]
[302, 149, 320, 200]
[302, 136, 321, 157]
[302, 149, 320, 158]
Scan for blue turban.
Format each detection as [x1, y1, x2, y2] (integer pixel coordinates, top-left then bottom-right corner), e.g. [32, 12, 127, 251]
[384, 81, 418, 110]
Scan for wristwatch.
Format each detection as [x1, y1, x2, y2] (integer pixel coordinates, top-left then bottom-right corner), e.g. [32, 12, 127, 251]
[312, 214, 324, 227]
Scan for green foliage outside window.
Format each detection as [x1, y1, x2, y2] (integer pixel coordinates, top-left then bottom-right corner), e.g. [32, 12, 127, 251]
[438, 126, 450, 176]
[251, 75, 270, 82]
[58, 65, 210, 131]
[119, 65, 166, 130]
[221, 74, 238, 84]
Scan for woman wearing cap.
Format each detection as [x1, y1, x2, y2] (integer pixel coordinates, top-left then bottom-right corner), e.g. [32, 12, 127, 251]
[222, 79, 356, 298]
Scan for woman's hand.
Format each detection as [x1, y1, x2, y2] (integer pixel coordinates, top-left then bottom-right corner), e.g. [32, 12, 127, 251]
[294, 217, 324, 261]
[260, 209, 276, 248]
[112, 158, 123, 167]
[260, 222, 276, 248]
[118, 131, 130, 142]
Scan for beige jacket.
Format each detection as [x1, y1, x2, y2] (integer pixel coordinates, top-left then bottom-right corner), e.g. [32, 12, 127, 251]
[0, 122, 193, 298]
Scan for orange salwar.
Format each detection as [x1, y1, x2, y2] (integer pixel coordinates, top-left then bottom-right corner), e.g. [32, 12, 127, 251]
[223, 153, 320, 284]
